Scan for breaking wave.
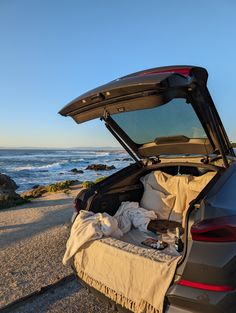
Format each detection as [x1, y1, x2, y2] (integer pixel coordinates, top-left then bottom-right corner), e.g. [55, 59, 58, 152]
[14, 161, 68, 171]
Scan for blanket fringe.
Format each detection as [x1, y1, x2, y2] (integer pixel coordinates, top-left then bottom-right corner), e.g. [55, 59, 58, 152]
[76, 268, 159, 313]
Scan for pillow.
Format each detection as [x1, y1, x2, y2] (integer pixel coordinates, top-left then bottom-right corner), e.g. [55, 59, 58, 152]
[140, 183, 175, 220]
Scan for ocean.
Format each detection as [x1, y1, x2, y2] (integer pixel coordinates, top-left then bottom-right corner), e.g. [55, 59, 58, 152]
[0, 149, 132, 193]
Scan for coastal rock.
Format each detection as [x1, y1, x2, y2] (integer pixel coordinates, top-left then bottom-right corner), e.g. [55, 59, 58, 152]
[115, 157, 133, 161]
[21, 186, 48, 199]
[0, 173, 27, 209]
[21, 180, 79, 199]
[70, 168, 84, 174]
[82, 181, 95, 188]
[123, 157, 133, 161]
[85, 164, 116, 171]
[0, 173, 18, 191]
[47, 180, 78, 192]
[32, 184, 40, 189]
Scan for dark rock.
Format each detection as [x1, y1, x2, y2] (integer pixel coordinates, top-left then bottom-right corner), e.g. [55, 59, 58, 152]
[21, 186, 48, 199]
[0, 173, 27, 209]
[0, 173, 18, 191]
[115, 157, 132, 161]
[70, 168, 84, 174]
[32, 184, 40, 189]
[86, 164, 116, 171]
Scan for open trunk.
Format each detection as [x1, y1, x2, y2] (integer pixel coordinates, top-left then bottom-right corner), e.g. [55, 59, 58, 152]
[60, 65, 234, 312]
[72, 162, 219, 313]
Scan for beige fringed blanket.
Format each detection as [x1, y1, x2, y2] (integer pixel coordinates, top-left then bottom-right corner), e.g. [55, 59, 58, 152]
[74, 233, 181, 313]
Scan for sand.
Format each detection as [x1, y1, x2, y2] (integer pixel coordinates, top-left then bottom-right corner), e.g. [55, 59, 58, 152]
[0, 185, 116, 312]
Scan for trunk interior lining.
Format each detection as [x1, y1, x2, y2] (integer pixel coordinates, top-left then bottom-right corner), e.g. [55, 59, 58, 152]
[90, 164, 218, 218]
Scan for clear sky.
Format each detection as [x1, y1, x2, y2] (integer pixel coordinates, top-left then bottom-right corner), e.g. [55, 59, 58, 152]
[0, 0, 236, 148]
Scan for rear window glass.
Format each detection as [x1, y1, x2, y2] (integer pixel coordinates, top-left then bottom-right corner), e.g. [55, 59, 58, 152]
[112, 98, 207, 144]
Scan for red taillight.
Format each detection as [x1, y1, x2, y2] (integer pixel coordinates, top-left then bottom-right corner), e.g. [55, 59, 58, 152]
[191, 215, 236, 242]
[138, 67, 191, 77]
[178, 279, 234, 292]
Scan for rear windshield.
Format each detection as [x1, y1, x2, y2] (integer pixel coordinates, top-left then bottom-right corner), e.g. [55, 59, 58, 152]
[112, 98, 207, 144]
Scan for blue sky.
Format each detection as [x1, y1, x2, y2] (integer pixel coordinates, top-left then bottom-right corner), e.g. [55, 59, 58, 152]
[0, 0, 236, 148]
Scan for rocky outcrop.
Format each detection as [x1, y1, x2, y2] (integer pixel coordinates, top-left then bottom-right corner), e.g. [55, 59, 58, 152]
[115, 157, 133, 161]
[0, 174, 27, 209]
[123, 157, 133, 161]
[21, 180, 79, 199]
[32, 184, 40, 189]
[86, 164, 115, 171]
[21, 186, 48, 199]
[70, 168, 84, 174]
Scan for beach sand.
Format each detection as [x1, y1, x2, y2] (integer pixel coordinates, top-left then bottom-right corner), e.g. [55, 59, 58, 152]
[0, 185, 116, 312]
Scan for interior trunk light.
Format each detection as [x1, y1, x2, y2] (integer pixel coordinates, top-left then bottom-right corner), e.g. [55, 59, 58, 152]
[191, 215, 236, 242]
[178, 279, 234, 292]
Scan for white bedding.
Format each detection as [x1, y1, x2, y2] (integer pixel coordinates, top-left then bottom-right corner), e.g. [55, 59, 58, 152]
[74, 228, 181, 313]
[141, 171, 215, 225]
[63, 202, 157, 265]
[66, 171, 215, 312]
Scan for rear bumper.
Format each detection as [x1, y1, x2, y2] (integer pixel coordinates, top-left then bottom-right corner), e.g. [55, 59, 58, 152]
[166, 284, 236, 313]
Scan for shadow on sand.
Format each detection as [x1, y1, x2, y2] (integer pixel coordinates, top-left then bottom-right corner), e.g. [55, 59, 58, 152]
[0, 197, 75, 249]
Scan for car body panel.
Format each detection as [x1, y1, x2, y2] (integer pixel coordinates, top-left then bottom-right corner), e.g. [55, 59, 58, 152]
[59, 66, 234, 162]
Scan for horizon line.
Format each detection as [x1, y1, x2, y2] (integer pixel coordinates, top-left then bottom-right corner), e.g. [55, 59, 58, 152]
[0, 146, 124, 150]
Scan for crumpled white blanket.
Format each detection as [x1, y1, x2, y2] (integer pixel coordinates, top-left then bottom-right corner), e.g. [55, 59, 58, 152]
[114, 201, 157, 233]
[63, 201, 156, 265]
